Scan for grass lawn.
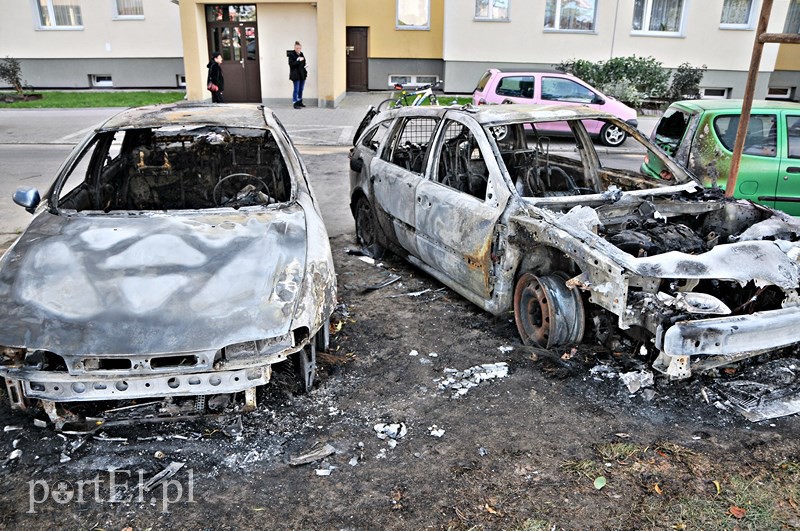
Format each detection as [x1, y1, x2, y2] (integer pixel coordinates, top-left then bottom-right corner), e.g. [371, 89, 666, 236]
[433, 95, 473, 106]
[0, 91, 186, 108]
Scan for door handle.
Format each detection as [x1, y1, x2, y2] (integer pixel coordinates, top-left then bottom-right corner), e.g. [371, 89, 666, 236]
[787, 167, 800, 174]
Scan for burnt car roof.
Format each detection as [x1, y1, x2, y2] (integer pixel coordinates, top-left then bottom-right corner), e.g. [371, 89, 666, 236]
[100, 102, 270, 131]
[381, 103, 630, 127]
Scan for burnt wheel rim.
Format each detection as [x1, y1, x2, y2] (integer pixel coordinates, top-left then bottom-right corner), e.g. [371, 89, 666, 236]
[513, 273, 585, 348]
[355, 199, 376, 247]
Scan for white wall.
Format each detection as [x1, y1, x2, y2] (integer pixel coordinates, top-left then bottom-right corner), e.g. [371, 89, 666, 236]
[258, 3, 318, 101]
[1, 0, 183, 58]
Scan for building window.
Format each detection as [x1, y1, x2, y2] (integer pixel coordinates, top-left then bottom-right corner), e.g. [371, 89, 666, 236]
[545, 0, 597, 31]
[700, 87, 729, 99]
[36, 0, 83, 29]
[767, 87, 793, 100]
[475, 0, 509, 21]
[786, 0, 800, 33]
[632, 0, 686, 35]
[113, 0, 144, 19]
[397, 0, 430, 30]
[205, 5, 257, 22]
[720, 0, 755, 28]
[177, 75, 187, 88]
[388, 74, 438, 88]
[90, 75, 113, 88]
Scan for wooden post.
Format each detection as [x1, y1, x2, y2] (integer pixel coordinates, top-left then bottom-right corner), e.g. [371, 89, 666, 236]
[726, 0, 773, 198]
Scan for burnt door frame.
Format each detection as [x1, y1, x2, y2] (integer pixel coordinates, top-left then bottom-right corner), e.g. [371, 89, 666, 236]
[207, 20, 262, 103]
[346, 27, 368, 92]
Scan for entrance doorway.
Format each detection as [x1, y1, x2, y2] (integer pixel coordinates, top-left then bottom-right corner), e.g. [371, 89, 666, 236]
[346, 27, 368, 91]
[206, 5, 262, 103]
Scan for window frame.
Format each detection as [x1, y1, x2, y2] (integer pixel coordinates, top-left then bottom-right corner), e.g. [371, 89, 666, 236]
[112, 0, 144, 20]
[396, 0, 431, 30]
[474, 0, 510, 22]
[787, 115, 800, 160]
[33, 0, 83, 30]
[631, 0, 688, 37]
[544, 0, 598, 33]
[719, 0, 756, 29]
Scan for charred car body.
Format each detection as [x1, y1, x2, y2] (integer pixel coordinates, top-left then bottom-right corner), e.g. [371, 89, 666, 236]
[349, 104, 800, 380]
[0, 103, 335, 425]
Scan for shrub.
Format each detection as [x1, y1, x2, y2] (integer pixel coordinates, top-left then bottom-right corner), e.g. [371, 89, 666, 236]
[667, 62, 707, 100]
[0, 57, 25, 95]
[556, 55, 673, 106]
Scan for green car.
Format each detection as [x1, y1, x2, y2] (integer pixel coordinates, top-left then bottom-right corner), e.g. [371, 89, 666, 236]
[642, 100, 800, 215]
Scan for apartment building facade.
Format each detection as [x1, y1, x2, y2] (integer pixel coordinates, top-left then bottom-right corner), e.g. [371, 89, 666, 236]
[441, 0, 800, 101]
[0, 0, 185, 89]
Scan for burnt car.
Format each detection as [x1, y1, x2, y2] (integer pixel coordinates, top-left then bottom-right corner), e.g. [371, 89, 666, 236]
[0, 103, 335, 427]
[349, 104, 800, 381]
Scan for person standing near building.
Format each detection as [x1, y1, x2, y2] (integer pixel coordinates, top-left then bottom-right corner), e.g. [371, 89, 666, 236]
[207, 52, 224, 103]
[288, 41, 307, 109]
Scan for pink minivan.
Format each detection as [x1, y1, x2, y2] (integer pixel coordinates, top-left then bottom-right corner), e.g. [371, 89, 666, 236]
[472, 69, 638, 147]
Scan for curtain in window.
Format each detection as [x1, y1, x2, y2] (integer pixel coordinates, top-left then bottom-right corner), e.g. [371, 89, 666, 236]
[476, 0, 508, 19]
[38, 0, 82, 26]
[117, 0, 143, 16]
[397, 0, 430, 27]
[721, 0, 752, 24]
[545, 0, 595, 30]
[786, 0, 800, 33]
[648, 0, 683, 31]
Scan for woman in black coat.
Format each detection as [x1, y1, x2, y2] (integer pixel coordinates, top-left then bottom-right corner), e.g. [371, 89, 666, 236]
[207, 52, 224, 103]
[288, 41, 308, 109]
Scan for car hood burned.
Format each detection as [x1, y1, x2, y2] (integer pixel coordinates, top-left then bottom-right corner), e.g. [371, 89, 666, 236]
[0, 205, 308, 357]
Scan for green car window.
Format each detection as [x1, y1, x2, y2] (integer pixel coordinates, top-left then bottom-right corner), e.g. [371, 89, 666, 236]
[788, 116, 800, 159]
[713, 114, 777, 157]
[654, 108, 690, 156]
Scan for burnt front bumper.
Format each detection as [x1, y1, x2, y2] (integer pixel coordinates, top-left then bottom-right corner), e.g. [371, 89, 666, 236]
[654, 305, 800, 378]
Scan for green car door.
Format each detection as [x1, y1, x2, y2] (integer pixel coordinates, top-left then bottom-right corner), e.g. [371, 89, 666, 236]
[775, 113, 800, 216]
[687, 112, 780, 209]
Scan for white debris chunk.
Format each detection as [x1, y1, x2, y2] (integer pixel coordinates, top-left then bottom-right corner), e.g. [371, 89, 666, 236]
[498, 346, 514, 354]
[409, 350, 419, 357]
[589, 364, 617, 379]
[374, 422, 407, 440]
[438, 362, 509, 397]
[314, 465, 336, 476]
[428, 425, 445, 438]
[620, 370, 655, 394]
[349, 456, 359, 467]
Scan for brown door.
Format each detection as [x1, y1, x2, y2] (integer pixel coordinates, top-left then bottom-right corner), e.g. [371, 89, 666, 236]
[208, 22, 262, 102]
[346, 27, 368, 91]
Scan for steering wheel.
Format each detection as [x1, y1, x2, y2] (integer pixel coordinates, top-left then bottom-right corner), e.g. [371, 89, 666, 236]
[213, 172, 270, 206]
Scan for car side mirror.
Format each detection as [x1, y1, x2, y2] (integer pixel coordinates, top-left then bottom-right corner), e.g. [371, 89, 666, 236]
[13, 187, 41, 213]
[593, 94, 606, 105]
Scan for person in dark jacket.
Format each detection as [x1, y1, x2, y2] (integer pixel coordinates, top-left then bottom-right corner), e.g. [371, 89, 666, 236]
[288, 41, 308, 109]
[207, 52, 224, 103]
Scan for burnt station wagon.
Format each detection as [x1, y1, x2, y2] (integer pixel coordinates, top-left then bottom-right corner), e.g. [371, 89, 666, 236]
[349, 104, 800, 381]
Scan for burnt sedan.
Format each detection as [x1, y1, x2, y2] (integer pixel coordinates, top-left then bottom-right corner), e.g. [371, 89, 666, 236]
[349, 104, 800, 381]
[0, 103, 335, 426]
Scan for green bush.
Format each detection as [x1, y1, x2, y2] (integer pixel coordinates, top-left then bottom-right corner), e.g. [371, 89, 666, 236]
[667, 62, 707, 100]
[0, 57, 25, 95]
[556, 55, 676, 107]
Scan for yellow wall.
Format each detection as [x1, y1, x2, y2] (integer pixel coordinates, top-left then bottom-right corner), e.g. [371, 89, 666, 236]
[346, 0, 443, 59]
[180, 0, 345, 106]
[775, 44, 800, 71]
